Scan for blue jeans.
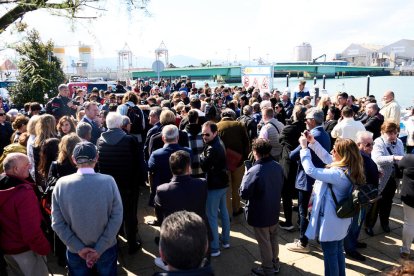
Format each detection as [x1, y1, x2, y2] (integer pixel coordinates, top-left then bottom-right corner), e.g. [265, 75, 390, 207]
[320, 240, 346, 276]
[67, 245, 117, 276]
[206, 188, 230, 253]
[344, 207, 366, 253]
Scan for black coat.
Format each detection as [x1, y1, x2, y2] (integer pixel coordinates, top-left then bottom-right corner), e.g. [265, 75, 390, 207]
[364, 113, 384, 140]
[0, 122, 13, 156]
[97, 128, 146, 191]
[155, 175, 208, 224]
[400, 154, 414, 208]
[200, 136, 228, 190]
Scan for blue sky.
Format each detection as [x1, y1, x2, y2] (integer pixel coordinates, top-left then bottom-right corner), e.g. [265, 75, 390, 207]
[1, 0, 413, 65]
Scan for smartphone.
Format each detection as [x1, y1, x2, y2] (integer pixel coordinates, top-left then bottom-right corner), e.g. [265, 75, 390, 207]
[304, 130, 309, 138]
[244, 160, 252, 170]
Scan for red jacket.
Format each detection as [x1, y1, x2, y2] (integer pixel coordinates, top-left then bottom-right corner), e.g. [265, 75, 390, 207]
[0, 174, 51, 255]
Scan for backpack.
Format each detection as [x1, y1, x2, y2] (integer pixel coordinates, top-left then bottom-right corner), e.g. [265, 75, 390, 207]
[126, 105, 145, 136]
[328, 173, 381, 219]
[41, 161, 59, 215]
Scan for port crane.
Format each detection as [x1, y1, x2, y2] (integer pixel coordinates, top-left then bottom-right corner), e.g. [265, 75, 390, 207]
[312, 54, 326, 64]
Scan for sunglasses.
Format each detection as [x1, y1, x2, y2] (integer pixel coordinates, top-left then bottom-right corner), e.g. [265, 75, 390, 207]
[201, 133, 210, 137]
[0, 113, 5, 116]
[364, 142, 374, 147]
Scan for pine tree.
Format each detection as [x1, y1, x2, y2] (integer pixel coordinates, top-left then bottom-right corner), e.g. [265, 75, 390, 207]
[11, 29, 65, 107]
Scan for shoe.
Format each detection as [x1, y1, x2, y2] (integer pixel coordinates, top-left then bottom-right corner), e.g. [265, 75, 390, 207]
[154, 257, 168, 271]
[400, 252, 410, 259]
[251, 266, 279, 275]
[382, 225, 391, 233]
[233, 208, 244, 217]
[286, 239, 310, 253]
[222, 243, 230, 249]
[210, 250, 221, 257]
[279, 221, 295, 231]
[365, 227, 374, 237]
[346, 251, 366, 261]
[128, 241, 142, 255]
[147, 220, 161, 226]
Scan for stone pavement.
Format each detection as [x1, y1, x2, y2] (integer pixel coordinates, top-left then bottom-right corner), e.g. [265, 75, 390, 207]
[45, 188, 412, 276]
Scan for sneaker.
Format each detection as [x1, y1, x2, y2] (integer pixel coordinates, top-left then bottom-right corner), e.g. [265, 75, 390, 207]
[251, 266, 279, 275]
[210, 250, 221, 257]
[400, 252, 410, 259]
[154, 257, 168, 271]
[222, 243, 230, 249]
[346, 251, 366, 261]
[286, 239, 310, 253]
[279, 221, 295, 231]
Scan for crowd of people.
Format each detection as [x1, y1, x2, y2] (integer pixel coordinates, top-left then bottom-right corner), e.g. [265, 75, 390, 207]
[0, 78, 414, 276]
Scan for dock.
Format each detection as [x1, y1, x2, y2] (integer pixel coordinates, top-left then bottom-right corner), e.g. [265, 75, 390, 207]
[131, 65, 390, 82]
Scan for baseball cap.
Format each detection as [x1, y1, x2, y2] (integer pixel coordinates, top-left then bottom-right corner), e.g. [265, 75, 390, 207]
[305, 108, 324, 124]
[73, 142, 97, 164]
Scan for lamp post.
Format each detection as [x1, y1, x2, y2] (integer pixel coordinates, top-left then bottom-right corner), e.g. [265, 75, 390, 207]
[366, 75, 370, 96]
[322, 74, 326, 89]
[286, 74, 289, 87]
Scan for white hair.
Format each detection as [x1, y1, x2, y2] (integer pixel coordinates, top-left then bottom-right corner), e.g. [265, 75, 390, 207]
[121, 115, 131, 128]
[106, 112, 123, 129]
[260, 100, 272, 110]
[355, 131, 373, 144]
[162, 125, 179, 143]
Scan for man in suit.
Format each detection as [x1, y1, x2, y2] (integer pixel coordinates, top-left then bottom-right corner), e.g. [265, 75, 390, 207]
[154, 150, 208, 225]
[363, 103, 384, 140]
[147, 125, 191, 222]
[286, 108, 331, 253]
[80, 101, 101, 144]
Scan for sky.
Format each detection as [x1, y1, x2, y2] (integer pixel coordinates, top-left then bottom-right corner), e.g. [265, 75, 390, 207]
[1, 0, 414, 67]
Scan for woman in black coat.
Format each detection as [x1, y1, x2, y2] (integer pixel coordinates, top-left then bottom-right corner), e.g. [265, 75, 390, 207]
[278, 105, 307, 230]
[399, 154, 414, 259]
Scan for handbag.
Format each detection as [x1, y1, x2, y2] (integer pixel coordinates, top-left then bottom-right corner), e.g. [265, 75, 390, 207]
[225, 148, 243, 172]
[328, 173, 382, 219]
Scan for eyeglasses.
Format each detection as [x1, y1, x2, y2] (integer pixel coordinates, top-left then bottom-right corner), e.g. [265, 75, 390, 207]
[364, 142, 374, 147]
[0, 113, 5, 116]
[201, 133, 210, 137]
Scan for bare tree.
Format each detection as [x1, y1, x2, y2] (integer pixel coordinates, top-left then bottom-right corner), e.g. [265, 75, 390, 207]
[0, 0, 150, 34]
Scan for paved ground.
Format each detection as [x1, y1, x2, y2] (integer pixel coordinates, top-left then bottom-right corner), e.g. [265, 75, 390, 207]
[44, 187, 412, 276]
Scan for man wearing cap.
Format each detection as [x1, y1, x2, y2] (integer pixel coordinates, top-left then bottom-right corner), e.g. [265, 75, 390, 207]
[293, 80, 310, 104]
[52, 142, 123, 274]
[286, 108, 330, 253]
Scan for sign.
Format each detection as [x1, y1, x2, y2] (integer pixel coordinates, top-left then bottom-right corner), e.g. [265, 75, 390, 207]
[241, 66, 273, 94]
[152, 60, 165, 73]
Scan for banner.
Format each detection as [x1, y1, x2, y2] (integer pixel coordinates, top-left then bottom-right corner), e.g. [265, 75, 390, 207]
[241, 66, 273, 94]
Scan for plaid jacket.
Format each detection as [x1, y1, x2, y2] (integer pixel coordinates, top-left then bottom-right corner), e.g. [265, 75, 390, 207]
[184, 124, 204, 177]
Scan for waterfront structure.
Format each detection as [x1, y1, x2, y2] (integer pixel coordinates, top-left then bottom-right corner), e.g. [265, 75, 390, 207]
[294, 43, 312, 62]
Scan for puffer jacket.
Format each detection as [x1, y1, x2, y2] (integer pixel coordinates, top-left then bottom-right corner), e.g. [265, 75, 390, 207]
[0, 174, 50, 255]
[97, 128, 147, 191]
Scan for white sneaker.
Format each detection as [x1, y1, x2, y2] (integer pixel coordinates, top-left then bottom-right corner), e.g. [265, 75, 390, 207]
[286, 239, 310, 253]
[222, 243, 230, 249]
[210, 250, 221, 257]
[154, 257, 168, 271]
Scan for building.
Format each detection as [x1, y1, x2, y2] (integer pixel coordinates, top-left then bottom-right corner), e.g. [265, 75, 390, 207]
[337, 43, 384, 66]
[378, 39, 414, 68]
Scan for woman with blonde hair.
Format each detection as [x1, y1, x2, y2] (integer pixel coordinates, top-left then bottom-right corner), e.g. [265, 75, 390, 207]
[288, 135, 365, 276]
[26, 115, 41, 180]
[316, 95, 331, 120]
[33, 114, 57, 187]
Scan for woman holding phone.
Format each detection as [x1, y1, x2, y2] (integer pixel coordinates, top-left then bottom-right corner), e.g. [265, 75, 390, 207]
[298, 133, 365, 276]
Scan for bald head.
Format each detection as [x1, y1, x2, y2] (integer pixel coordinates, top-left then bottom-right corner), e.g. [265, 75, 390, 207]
[3, 153, 31, 179]
[382, 90, 394, 104]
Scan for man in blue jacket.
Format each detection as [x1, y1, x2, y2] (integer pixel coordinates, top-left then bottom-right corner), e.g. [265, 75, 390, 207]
[240, 138, 284, 275]
[286, 108, 331, 253]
